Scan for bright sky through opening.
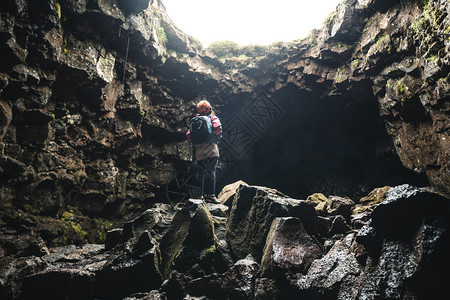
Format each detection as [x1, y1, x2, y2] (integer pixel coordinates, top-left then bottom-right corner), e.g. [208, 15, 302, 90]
[162, 0, 343, 47]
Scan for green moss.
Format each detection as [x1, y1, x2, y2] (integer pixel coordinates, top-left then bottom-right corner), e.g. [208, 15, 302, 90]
[200, 243, 216, 260]
[392, 78, 408, 102]
[71, 223, 88, 238]
[351, 59, 359, 68]
[411, 16, 426, 33]
[376, 34, 389, 46]
[426, 54, 438, 62]
[337, 42, 352, 49]
[334, 66, 348, 83]
[55, 2, 61, 20]
[419, 0, 429, 8]
[63, 38, 68, 54]
[157, 27, 168, 45]
[62, 210, 75, 221]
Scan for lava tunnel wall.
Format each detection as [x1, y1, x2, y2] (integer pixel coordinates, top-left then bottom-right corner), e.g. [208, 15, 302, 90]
[218, 84, 429, 199]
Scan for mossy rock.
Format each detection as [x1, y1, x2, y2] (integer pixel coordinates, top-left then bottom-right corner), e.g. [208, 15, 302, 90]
[306, 193, 329, 206]
[360, 186, 392, 205]
[158, 200, 218, 280]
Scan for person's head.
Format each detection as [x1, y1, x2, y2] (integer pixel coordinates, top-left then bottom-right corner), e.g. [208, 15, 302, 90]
[196, 100, 212, 115]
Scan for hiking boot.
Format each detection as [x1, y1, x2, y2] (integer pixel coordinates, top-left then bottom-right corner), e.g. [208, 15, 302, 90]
[205, 195, 220, 204]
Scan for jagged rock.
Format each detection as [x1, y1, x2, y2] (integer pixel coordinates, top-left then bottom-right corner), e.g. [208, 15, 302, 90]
[352, 186, 391, 214]
[292, 233, 362, 299]
[158, 199, 218, 280]
[328, 215, 351, 235]
[355, 214, 450, 299]
[305, 193, 328, 215]
[159, 270, 192, 300]
[317, 216, 333, 238]
[134, 230, 154, 253]
[1, 244, 107, 299]
[226, 185, 318, 261]
[217, 180, 248, 207]
[105, 228, 123, 250]
[1, 234, 49, 258]
[205, 203, 229, 218]
[0, 256, 45, 299]
[123, 290, 167, 300]
[211, 216, 235, 274]
[326, 196, 355, 219]
[370, 184, 449, 240]
[349, 211, 371, 229]
[254, 278, 282, 300]
[122, 203, 176, 242]
[187, 254, 260, 299]
[260, 217, 322, 278]
[96, 243, 161, 299]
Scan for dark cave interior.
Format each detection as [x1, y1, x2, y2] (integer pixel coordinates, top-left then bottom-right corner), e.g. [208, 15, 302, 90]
[217, 84, 429, 200]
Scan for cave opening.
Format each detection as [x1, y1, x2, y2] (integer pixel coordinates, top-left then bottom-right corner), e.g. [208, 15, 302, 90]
[217, 84, 429, 199]
[163, 0, 343, 47]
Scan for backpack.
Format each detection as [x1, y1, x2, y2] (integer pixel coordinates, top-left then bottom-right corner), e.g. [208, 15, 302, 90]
[190, 115, 214, 145]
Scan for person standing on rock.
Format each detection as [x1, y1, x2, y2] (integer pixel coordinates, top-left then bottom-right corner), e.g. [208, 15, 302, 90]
[187, 100, 222, 204]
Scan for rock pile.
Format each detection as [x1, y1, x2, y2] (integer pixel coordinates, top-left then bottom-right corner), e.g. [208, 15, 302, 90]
[1, 183, 448, 299]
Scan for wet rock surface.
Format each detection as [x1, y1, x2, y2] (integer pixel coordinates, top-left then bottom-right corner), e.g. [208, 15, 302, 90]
[1, 183, 448, 299]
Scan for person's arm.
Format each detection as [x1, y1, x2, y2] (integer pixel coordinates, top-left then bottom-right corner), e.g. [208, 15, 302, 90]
[211, 115, 222, 136]
[186, 128, 191, 140]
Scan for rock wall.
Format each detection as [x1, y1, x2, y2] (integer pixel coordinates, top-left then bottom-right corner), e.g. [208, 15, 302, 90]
[0, 0, 234, 255]
[247, 0, 449, 195]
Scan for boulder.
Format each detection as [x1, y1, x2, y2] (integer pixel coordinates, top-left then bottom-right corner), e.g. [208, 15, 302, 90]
[104, 228, 123, 250]
[159, 270, 192, 300]
[158, 200, 218, 279]
[352, 186, 391, 215]
[211, 216, 235, 273]
[370, 184, 449, 240]
[293, 233, 362, 299]
[96, 235, 161, 299]
[205, 203, 229, 218]
[217, 180, 248, 207]
[187, 254, 260, 299]
[254, 278, 282, 299]
[328, 215, 351, 236]
[261, 217, 322, 278]
[357, 215, 450, 300]
[226, 185, 318, 261]
[306, 193, 328, 206]
[122, 203, 176, 242]
[326, 196, 355, 219]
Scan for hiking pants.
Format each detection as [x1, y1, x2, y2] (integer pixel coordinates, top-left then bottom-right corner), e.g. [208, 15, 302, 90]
[197, 157, 219, 197]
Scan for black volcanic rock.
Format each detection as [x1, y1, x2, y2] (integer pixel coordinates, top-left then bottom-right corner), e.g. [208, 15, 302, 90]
[0, 0, 449, 298]
[225, 185, 318, 261]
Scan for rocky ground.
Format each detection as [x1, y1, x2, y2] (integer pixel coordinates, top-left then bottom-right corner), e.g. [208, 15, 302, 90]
[1, 182, 449, 299]
[0, 0, 449, 299]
